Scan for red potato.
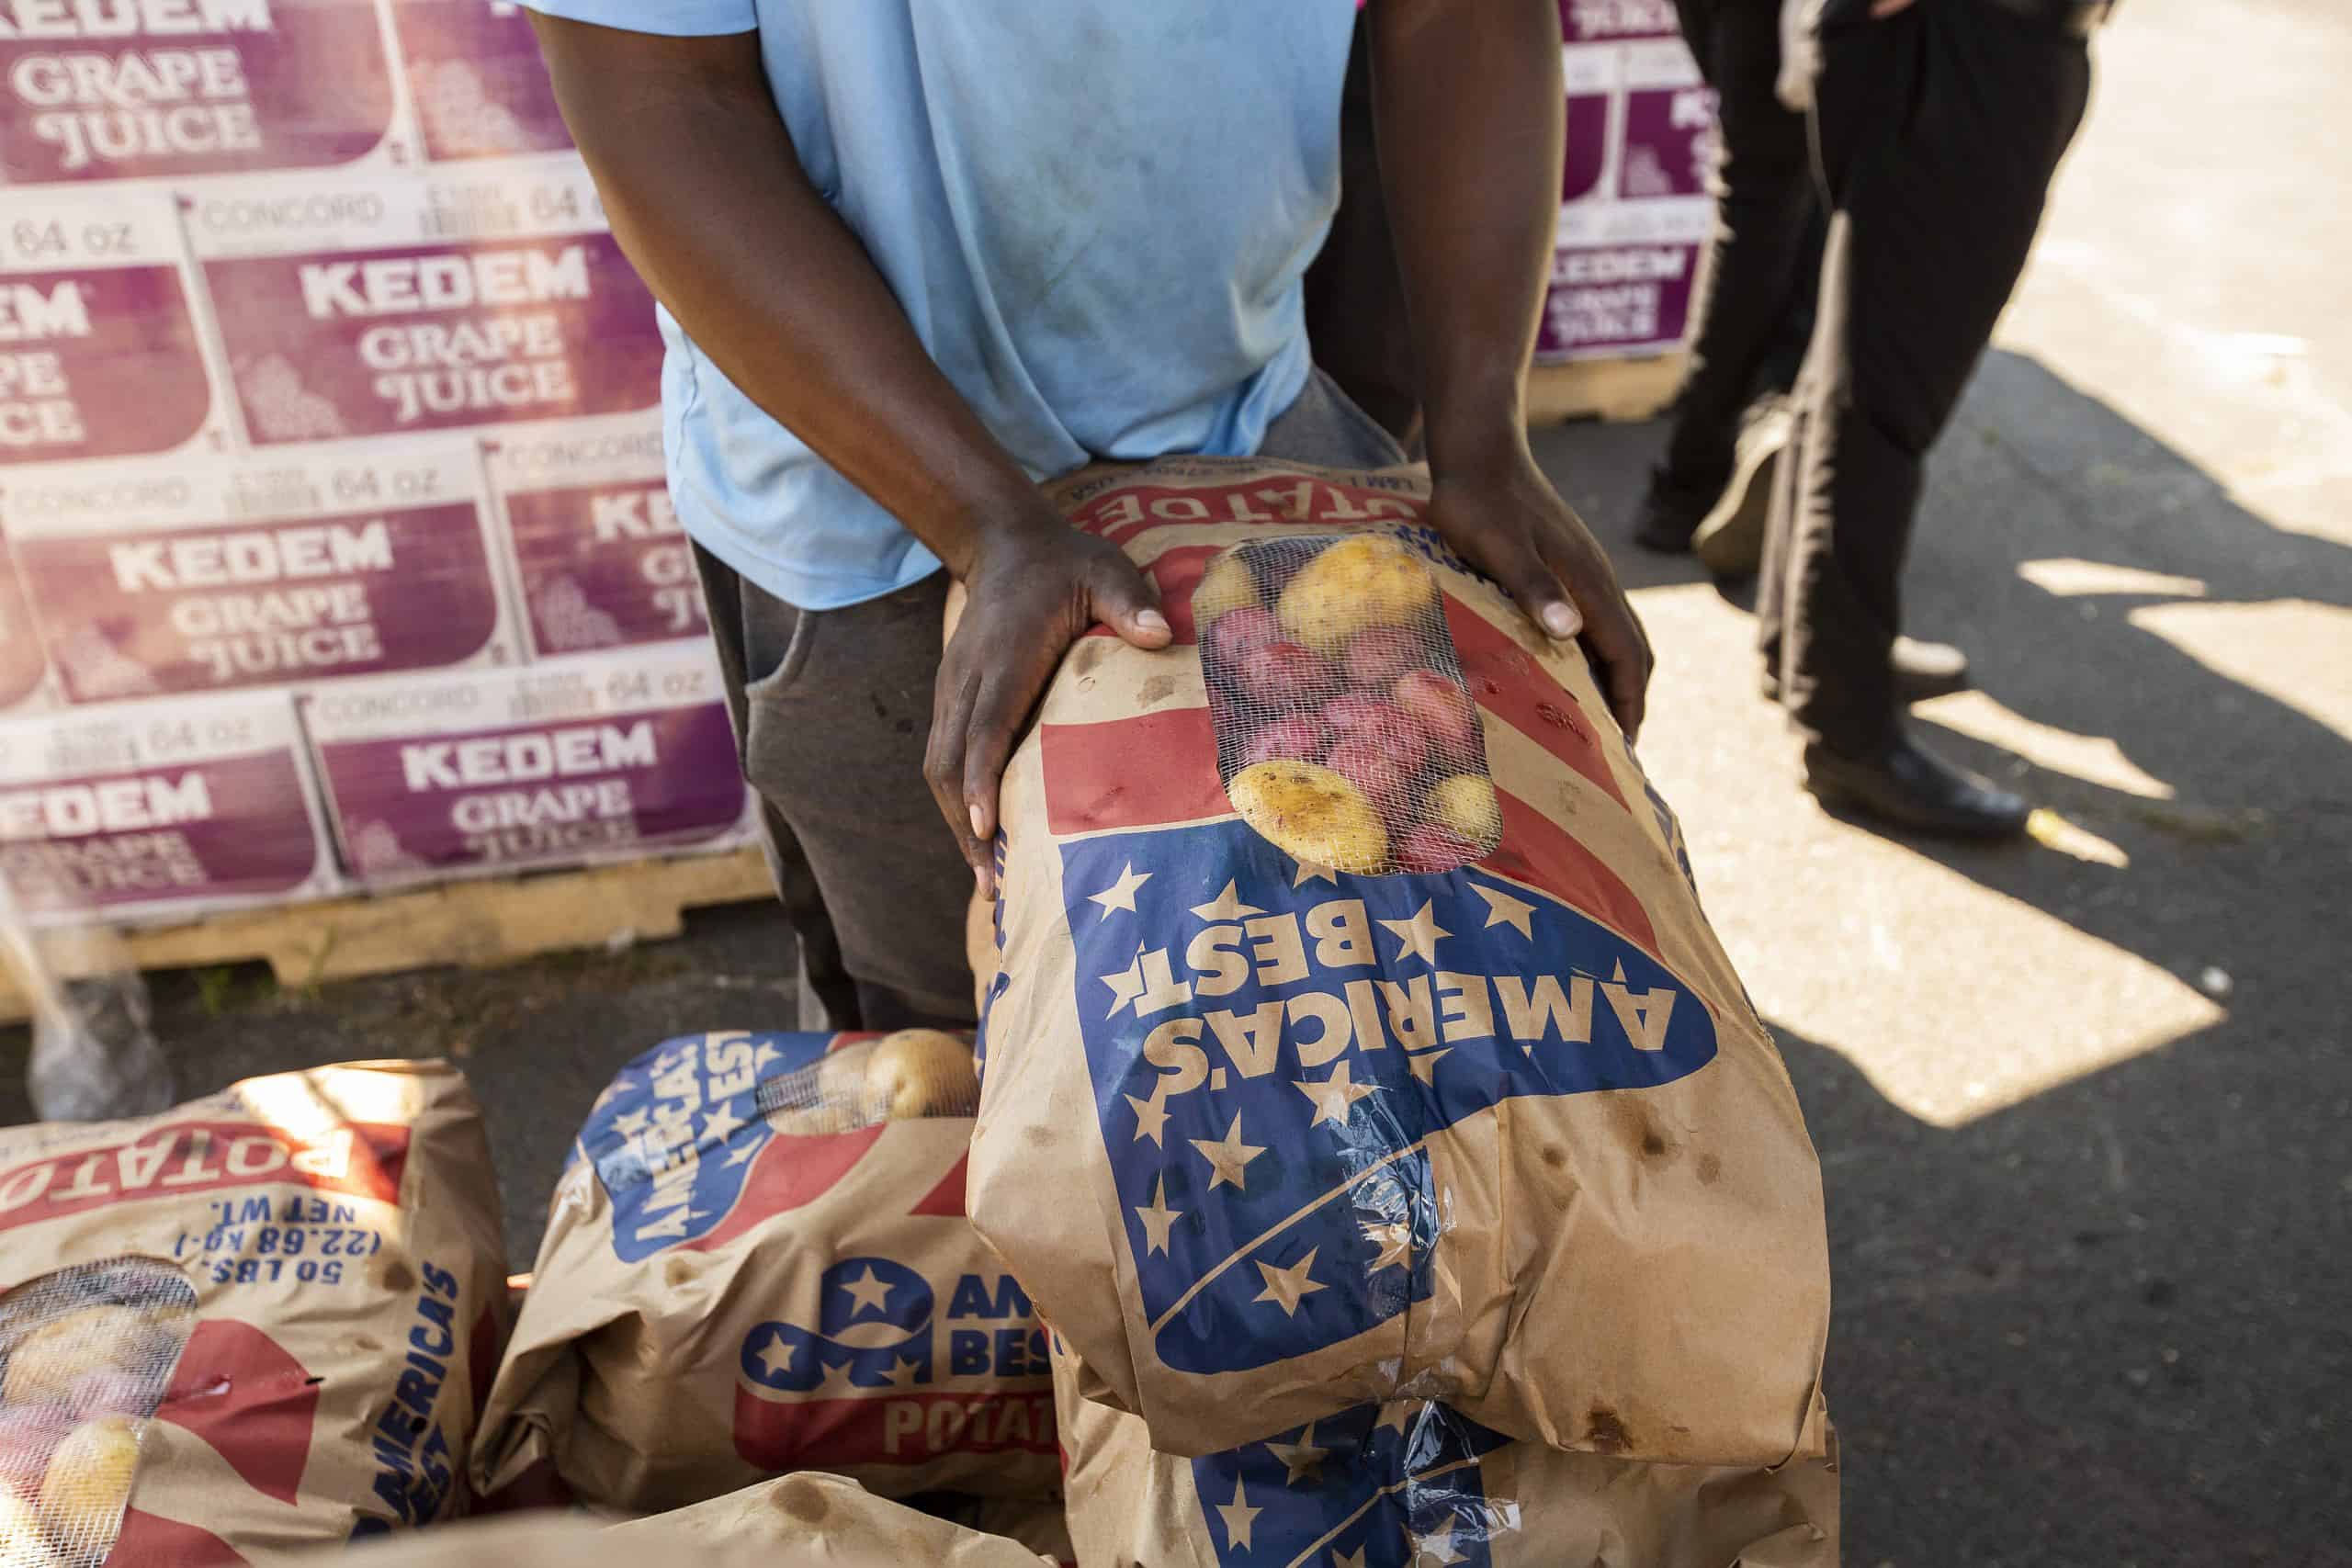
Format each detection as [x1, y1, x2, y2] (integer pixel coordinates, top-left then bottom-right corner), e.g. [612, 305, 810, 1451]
[1240, 641, 1340, 708]
[1318, 695, 1430, 776]
[1394, 822, 1483, 874]
[1322, 735, 1417, 823]
[1240, 716, 1335, 768]
[1204, 605, 1282, 672]
[1341, 626, 1422, 689]
[1392, 669, 1480, 755]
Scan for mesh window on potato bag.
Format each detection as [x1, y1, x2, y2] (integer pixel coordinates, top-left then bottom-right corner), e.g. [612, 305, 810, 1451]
[586, 1032, 982, 1193]
[1196, 532, 1501, 876]
[0, 1257, 198, 1567]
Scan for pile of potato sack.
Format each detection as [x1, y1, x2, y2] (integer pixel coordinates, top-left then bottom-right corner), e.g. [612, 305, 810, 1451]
[0, 459, 1839, 1565]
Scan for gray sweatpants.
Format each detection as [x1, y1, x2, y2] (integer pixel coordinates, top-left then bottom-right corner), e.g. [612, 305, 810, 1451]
[695, 369, 1408, 1032]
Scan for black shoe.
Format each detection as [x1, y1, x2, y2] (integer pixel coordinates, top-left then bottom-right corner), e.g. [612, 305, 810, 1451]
[1692, 399, 1792, 580]
[1762, 637, 1973, 705]
[1631, 472, 1716, 555]
[1802, 731, 2030, 840]
[1888, 636, 1968, 701]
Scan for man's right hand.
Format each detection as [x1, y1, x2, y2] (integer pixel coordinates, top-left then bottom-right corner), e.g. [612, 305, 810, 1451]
[928, 516, 1171, 897]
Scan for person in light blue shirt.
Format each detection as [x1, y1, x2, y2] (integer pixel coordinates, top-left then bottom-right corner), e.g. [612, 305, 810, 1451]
[524, 0, 1650, 1029]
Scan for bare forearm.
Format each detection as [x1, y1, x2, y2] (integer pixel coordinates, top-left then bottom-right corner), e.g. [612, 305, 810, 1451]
[532, 18, 1048, 575]
[1369, 0, 1564, 478]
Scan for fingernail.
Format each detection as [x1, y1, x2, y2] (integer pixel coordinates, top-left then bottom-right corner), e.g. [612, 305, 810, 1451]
[1136, 609, 1170, 636]
[1541, 603, 1581, 639]
[969, 804, 989, 839]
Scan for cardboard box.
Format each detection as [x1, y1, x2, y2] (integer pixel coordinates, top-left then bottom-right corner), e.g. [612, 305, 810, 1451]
[0, 686, 338, 924]
[302, 644, 750, 886]
[3, 443, 522, 704]
[0, 0, 399, 186]
[0, 189, 226, 468]
[390, 0, 576, 164]
[484, 418, 709, 657]
[183, 163, 662, 447]
[1538, 3, 1714, 364]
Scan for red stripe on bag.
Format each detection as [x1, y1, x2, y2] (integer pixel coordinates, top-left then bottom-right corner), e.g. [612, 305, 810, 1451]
[109, 1511, 246, 1566]
[679, 1126, 888, 1255]
[733, 1388, 1057, 1470]
[1040, 708, 1228, 835]
[157, 1321, 318, 1506]
[909, 1151, 968, 1217]
[1078, 545, 1221, 648]
[1069, 478, 1418, 545]
[1444, 597, 1628, 809]
[1488, 789, 1657, 953]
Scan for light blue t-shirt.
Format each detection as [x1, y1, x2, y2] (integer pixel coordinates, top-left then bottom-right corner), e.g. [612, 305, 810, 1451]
[522, 1, 1357, 609]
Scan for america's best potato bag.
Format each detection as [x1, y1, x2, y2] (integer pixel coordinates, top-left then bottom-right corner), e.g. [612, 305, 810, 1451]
[968, 458, 1832, 1461]
[609, 1475, 1060, 1566]
[914, 1493, 1074, 1568]
[474, 1031, 1058, 1512]
[0, 1062, 509, 1563]
[287, 1475, 1057, 1568]
[1051, 1338, 1838, 1568]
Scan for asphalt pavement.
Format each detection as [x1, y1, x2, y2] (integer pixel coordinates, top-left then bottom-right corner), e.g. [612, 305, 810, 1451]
[3, 1, 2346, 1562]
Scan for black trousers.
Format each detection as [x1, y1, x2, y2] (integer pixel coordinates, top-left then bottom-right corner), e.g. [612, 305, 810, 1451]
[1759, 0, 2091, 752]
[1656, 0, 1826, 507]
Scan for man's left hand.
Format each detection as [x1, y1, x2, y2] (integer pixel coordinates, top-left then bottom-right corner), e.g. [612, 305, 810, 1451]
[1427, 454, 1654, 741]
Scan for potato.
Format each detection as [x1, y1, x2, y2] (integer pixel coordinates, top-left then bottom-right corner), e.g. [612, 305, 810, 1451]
[1236, 642, 1337, 710]
[1275, 535, 1440, 655]
[1423, 774, 1503, 848]
[2, 1310, 153, 1408]
[863, 1031, 979, 1120]
[35, 1416, 140, 1549]
[1238, 716, 1333, 770]
[1323, 737, 1415, 825]
[0, 1493, 58, 1568]
[1395, 823, 1483, 874]
[1191, 552, 1261, 627]
[1393, 669, 1481, 755]
[763, 1049, 871, 1134]
[1227, 761, 1389, 874]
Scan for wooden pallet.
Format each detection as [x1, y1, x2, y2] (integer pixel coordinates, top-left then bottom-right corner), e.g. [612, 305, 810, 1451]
[0, 847, 774, 1024]
[1527, 352, 1689, 425]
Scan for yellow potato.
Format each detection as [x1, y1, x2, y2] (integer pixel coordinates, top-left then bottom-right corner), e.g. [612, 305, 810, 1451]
[1274, 535, 1440, 655]
[35, 1416, 140, 1549]
[0, 1493, 57, 1568]
[1, 1309, 150, 1407]
[764, 1105, 857, 1137]
[1228, 761, 1390, 874]
[1423, 774, 1503, 849]
[1190, 552, 1261, 627]
[864, 1031, 980, 1120]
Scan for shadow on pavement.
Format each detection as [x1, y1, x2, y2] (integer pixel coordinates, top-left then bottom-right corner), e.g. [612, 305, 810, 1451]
[1542, 355, 2351, 1564]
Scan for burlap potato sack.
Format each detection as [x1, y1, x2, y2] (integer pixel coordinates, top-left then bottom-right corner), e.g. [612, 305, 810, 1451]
[967, 458, 1831, 1461]
[473, 1031, 1057, 1512]
[286, 1473, 1057, 1567]
[0, 1062, 509, 1562]
[1051, 1335, 1838, 1568]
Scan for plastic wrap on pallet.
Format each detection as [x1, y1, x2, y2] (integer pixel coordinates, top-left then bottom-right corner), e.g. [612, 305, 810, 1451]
[0, 530, 55, 715]
[302, 644, 752, 886]
[0, 190, 226, 468]
[485, 417, 711, 659]
[183, 163, 661, 446]
[1, 443, 524, 702]
[0, 0, 734, 919]
[0, 686, 341, 926]
[1537, 0, 1715, 364]
[390, 0, 579, 164]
